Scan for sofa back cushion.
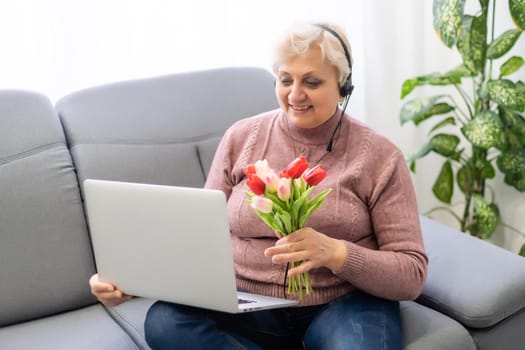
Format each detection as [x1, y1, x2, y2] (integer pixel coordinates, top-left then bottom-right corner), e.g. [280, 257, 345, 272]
[56, 67, 278, 189]
[0, 91, 96, 327]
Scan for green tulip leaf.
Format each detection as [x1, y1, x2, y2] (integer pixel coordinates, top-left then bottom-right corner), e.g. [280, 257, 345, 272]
[400, 95, 446, 125]
[473, 194, 500, 238]
[462, 111, 505, 149]
[487, 29, 522, 59]
[430, 116, 457, 134]
[510, 0, 525, 30]
[433, 0, 466, 47]
[487, 79, 525, 111]
[433, 160, 454, 203]
[500, 56, 525, 77]
[457, 14, 487, 72]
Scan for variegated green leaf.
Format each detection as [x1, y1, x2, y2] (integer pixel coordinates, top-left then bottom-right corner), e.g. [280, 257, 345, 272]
[407, 143, 433, 163]
[510, 0, 525, 30]
[498, 147, 525, 191]
[446, 63, 477, 78]
[497, 147, 525, 177]
[488, 79, 525, 111]
[457, 14, 487, 72]
[406, 133, 461, 164]
[433, 0, 466, 47]
[462, 111, 505, 149]
[473, 194, 500, 238]
[487, 29, 522, 59]
[401, 79, 419, 99]
[500, 107, 525, 144]
[457, 164, 473, 194]
[430, 116, 457, 134]
[400, 95, 446, 125]
[500, 56, 525, 77]
[433, 160, 454, 203]
[519, 243, 525, 257]
[401, 73, 462, 98]
[504, 173, 525, 191]
[479, 0, 489, 10]
[474, 157, 496, 178]
[409, 160, 416, 172]
[414, 102, 455, 125]
[430, 133, 461, 156]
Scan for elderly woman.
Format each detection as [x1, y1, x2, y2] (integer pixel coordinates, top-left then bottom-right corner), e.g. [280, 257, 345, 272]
[90, 22, 427, 349]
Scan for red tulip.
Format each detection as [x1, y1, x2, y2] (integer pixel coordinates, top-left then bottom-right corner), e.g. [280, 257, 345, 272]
[280, 156, 309, 179]
[244, 164, 256, 177]
[303, 165, 328, 186]
[246, 174, 265, 195]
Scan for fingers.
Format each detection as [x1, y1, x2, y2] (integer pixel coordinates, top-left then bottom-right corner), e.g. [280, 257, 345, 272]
[89, 273, 132, 307]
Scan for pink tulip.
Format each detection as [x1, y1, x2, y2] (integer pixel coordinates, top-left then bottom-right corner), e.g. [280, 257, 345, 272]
[250, 196, 273, 213]
[277, 177, 292, 201]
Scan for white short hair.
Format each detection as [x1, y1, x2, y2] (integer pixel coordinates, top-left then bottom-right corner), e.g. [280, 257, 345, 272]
[273, 22, 352, 87]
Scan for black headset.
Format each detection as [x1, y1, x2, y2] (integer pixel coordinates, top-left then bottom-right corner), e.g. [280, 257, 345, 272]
[314, 24, 354, 98]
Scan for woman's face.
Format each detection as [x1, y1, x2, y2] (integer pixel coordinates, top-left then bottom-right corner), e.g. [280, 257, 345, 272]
[275, 46, 341, 129]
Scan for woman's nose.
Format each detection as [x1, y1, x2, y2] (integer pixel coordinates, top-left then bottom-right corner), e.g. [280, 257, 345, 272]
[289, 83, 306, 101]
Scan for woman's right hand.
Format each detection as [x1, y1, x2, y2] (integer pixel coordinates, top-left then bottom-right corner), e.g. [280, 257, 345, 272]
[89, 273, 133, 307]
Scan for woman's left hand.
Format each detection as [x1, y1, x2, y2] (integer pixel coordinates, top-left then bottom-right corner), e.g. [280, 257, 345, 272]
[264, 227, 346, 275]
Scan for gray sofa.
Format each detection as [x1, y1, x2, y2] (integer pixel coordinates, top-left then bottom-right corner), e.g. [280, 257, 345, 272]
[1, 67, 525, 350]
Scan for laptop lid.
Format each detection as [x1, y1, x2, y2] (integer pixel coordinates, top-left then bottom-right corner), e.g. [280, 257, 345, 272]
[83, 179, 297, 313]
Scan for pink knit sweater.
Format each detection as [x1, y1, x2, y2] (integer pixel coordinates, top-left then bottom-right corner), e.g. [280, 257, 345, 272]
[205, 108, 428, 306]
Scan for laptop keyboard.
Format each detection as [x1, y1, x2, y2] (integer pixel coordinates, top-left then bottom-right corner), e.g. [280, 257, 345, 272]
[238, 298, 256, 305]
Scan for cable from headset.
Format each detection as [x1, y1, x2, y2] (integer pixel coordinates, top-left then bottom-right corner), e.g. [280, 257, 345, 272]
[325, 95, 350, 152]
[282, 262, 290, 299]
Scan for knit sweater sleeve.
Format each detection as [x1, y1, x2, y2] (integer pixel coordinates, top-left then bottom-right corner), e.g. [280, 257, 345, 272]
[333, 141, 428, 301]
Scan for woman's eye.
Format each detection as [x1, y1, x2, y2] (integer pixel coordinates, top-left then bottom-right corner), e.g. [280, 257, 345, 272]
[305, 79, 321, 88]
[280, 79, 292, 86]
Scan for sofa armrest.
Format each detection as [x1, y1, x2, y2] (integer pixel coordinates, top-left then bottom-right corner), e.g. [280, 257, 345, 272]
[418, 216, 525, 328]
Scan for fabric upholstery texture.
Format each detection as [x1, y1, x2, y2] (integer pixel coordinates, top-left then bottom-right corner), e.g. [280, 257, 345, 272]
[2, 68, 525, 349]
[419, 216, 525, 328]
[0, 91, 95, 327]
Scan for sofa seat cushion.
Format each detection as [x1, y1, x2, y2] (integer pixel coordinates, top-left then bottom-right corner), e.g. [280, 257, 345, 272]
[104, 298, 156, 350]
[401, 301, 476, 350]
[0, 304, 140, 350]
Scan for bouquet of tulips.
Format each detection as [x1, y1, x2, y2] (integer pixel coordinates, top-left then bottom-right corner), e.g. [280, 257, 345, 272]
[244, 156, 332, 299]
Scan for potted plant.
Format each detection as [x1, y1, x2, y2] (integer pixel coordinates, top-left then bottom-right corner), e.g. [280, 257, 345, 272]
[399, 0, 525, 255]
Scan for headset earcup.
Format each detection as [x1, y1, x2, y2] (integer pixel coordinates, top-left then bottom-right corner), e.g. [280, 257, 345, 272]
[340, 76, 354, 97]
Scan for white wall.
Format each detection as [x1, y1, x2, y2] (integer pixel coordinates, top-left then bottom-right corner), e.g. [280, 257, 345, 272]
[1, 0, 524, 251]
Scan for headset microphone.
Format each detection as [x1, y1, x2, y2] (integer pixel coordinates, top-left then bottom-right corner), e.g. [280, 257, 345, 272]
[314, 24, 354, 152]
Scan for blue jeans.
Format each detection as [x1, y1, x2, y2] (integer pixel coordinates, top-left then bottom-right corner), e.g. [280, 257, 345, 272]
[144, 291, 402, 350]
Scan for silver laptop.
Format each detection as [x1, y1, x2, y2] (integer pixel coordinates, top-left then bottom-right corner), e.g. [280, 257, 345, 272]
[83, 179, 298, 313]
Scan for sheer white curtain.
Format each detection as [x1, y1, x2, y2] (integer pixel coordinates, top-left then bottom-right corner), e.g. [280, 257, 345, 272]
[1, 0, 523, 250]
